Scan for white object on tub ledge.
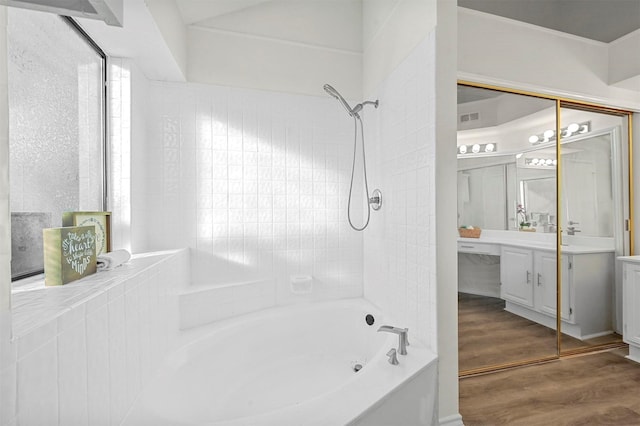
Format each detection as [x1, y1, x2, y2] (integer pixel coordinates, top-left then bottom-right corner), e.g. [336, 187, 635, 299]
[290, 275, 313, 294]
[97, 249, 131, 271]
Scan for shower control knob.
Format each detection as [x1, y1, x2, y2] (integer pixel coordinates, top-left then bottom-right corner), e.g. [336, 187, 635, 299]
[370, 189, 382, 211]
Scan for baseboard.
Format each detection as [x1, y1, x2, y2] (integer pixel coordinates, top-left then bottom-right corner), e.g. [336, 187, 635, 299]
[439, 413, 464, 426]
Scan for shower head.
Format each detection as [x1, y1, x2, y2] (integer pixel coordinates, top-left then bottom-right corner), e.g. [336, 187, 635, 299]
[323, 84, 356, 117]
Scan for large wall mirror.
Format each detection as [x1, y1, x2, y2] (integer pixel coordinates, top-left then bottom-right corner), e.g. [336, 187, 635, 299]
[457, 83, 631, 375]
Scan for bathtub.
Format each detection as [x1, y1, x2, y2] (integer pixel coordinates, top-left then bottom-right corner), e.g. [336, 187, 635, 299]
[123, 298, 438, 426]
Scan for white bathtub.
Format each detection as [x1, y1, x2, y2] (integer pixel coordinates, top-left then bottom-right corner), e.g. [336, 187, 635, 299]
[123, 298, 438, 426]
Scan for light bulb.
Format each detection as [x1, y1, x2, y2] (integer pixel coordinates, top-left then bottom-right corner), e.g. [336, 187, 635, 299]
[485, 143, 495, 153]
[472, 144, 480, 153]
[459, 145, 467, 154]
[515, 153, 523, 159]
[543, 129, 555, 139]
[531, 158, 539, 165]
[552, 159, 557, 166]
[580, 124, 589, 133]
[545, 159, 553, 165]
[567, 123, 580, 133]
[529, 135, 539, 144]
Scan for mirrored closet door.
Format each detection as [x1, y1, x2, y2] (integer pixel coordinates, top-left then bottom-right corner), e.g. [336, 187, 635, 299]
[457, 84, 558, 373]
[457, 83, 633, 376]
[557, 104, 629, 354]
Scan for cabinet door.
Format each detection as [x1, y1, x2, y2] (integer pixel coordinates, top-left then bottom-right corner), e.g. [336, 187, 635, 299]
[535, 251, 557, 317]
[535, 252, 572, 321]
[500, 247, 534, 308]
[624, 264, 640, 346]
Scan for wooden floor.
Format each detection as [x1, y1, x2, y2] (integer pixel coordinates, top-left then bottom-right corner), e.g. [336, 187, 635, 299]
[460, 348, 640, 426]
[458, 293, 622, 372]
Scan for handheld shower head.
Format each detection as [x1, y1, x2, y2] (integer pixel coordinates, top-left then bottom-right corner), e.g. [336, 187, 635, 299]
[323, 84, 356, 117]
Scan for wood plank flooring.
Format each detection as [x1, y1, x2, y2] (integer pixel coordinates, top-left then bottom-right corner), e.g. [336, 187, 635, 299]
[459, 293, 557, 371]
[460, 348, 640, 426]
[458, 292, 622, 372]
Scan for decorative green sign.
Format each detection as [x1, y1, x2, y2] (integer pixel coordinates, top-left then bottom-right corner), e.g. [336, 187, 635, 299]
[43, 226, 97, 286]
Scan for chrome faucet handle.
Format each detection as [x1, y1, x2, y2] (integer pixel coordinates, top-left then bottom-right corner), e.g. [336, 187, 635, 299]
[386, 348, 399, 365]
[378, 325, 409, 355]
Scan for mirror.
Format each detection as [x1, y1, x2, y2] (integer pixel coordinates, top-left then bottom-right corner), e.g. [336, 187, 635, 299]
[458, 127, 618, 236]
[457, 85, 558, 373]
[457, 83, 630, 375]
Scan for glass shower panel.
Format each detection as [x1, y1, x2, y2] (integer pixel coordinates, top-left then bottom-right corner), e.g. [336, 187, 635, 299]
[558, 105, 628, 354]
[457, 84, 558, 373]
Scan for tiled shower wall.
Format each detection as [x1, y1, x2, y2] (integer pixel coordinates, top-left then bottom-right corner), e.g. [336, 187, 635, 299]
[364, 33, 437, 349]
[145, 84, 365, 304]
[109, 58, 150, 254]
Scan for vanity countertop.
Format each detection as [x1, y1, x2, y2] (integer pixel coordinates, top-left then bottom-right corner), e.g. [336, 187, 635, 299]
[617, 255, 640, 263]
[458, 230, 615, 255]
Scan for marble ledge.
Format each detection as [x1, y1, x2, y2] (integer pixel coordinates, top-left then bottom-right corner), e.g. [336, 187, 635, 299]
[10, 249, 187, 339]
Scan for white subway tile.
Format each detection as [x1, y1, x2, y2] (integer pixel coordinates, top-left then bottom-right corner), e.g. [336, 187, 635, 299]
[107, 296, 127, 426]
[86, 305, 110, 426]
[17, 340, 58, 426]
[58, 320, 89, 426]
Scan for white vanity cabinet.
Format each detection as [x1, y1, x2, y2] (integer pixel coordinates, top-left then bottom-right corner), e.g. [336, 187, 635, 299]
[500, 247, 570, 320]
[621, 259, 640, 363]
[502, 247, 613, 340]
[500, 246, 534, 308]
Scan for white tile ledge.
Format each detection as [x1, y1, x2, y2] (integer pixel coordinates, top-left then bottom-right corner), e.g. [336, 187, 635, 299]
[11, 249, 187, 339]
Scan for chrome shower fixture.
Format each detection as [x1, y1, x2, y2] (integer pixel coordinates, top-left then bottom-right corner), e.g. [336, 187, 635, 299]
[323, 84, 379, 118]
[324, 83, 381, 231]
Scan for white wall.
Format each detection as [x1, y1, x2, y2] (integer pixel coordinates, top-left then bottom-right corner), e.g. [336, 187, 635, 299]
[130, 60, 150, 253]
[0, 6, 15, 426]
[436, 0, 460, 423]
[187, 26, 362, 100]
[608, 29, 640, 89]
[362, 0, 436, 97]
[363, 33, 436, 348]
[144, 82, 364, 304]
[109, 58, 151, 254]
[145, 0, 188, 79]
[458, 8, 640, 110]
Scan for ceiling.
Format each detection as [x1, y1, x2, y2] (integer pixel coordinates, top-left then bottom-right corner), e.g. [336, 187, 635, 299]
[458, 0, 640, 43]
[174, 0, 363, 53]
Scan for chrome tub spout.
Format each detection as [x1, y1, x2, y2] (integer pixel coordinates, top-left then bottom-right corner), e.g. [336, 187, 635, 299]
[378, 325, 409, 355]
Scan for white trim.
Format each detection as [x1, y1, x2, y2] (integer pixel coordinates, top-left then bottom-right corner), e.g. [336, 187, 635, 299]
[440, 413, 465, 426]
[458, 7, 608, 47]
[457, 72, 640, 112]
[188, 25, 362, 56]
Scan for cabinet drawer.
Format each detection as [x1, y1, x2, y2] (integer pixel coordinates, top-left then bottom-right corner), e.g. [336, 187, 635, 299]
[457, 242, 500, 256]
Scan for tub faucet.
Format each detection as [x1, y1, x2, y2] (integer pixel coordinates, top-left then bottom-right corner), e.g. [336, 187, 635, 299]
[378, 325, 409, 355]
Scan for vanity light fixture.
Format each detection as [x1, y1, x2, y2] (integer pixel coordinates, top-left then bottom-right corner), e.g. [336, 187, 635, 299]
[525, 157, 556, 167]
[528, 121, 591, 145]
[543, 129, 555, 141]
[457, 143, 499, 156]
